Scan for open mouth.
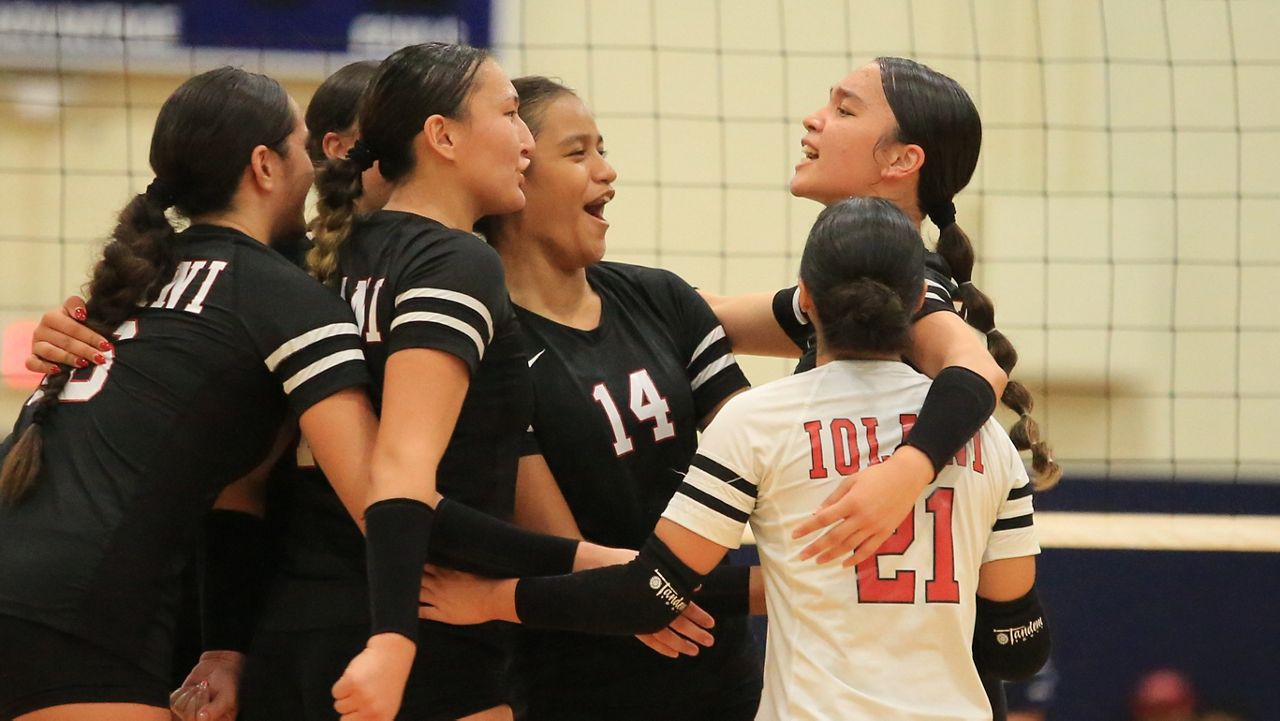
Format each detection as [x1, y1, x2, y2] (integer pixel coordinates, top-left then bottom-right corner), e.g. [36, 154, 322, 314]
[800, 141, 818, 161]
[584, 190, 614, 222]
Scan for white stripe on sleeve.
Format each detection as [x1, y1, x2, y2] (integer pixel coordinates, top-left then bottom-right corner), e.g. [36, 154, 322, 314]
[690, 354, 737, 392]
[997, 496, 1035, 520]
[791, 287, 807, 325]
[389, 312, 486, 360]
[265, 322, 360, 372]
[688, 326, 726, 367]
[395, 288, 494, 341]
[282, 349, 365, 394]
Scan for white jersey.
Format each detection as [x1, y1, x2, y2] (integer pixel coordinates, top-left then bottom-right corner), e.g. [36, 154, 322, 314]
[663, 360, 1039, 721]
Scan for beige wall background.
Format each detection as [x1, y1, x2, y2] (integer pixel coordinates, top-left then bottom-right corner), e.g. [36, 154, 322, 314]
[0, 0, 1277, 481]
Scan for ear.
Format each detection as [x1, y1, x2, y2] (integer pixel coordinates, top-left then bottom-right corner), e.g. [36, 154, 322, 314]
[246, 144, 275, 193]
[322, 131, 352, 161]
[422, 114, 458, 162]
[797, 279, 815, 318]
[882, 142, 925, 181]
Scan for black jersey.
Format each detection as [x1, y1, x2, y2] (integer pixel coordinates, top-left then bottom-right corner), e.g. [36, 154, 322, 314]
[260, 210, 532, 631]
[0, 225, 368, 674]
[514, 262, 761, 718]
[774, 249, 959, 372]
[517, 262, 748, 548]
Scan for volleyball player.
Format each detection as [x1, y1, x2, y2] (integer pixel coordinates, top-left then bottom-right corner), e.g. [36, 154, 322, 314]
[479, 75, 762, 720]
[420, 197, 1051, 720]
[170, 59, 395, 721]
[0, 67, 395, 721]
[25, 53, 638, 721]
[300, 43, 541, 721]
[704, 57, 1060, 573]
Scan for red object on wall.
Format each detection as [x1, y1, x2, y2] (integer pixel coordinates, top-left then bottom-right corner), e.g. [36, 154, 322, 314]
[2, 320, 43, 391]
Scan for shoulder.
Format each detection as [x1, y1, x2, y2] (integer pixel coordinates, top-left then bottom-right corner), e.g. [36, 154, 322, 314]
[593, 261, 707, 325]
[366, 212, 499, 262]
[187, 228, 338, 307]
[593, 261, 690, 295]
[978, 416, 1023, 468]
[408, 228, 503, 274]
[924, 250, 953, 280]
[715, 371, 815, 423]
[358, 215, 505, 292]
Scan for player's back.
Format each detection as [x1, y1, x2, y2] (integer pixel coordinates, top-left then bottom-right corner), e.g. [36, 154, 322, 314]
[736, 360, 1035, 720]
[0, 224, 367, 671]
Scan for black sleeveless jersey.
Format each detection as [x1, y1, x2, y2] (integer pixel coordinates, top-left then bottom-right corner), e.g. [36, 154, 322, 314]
[514, 262, 760, 715]
[0, 225, 368, 672]
[774, 250, 960, 372]
[261, 210, 532, 630]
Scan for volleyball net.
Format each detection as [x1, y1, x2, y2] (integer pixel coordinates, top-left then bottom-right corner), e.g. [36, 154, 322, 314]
[1, 0, 1277, 526]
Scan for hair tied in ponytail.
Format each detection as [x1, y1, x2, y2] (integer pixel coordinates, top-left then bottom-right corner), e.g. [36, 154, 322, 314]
[145, 178, 176, 208]
[346, 139, 376, 172]
[927, 200, 956, 230]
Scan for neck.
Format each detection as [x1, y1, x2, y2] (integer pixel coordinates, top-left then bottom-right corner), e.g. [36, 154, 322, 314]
[493, 230, 599, 330]
[813, 335, 901, 366]
[190, 208, 272, 245]
[382, 172, 479, 231]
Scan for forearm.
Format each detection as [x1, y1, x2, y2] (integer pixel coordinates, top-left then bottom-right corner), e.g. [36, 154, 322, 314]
[426, 498, 584, 577]
[691, 564, 751, 617]
[512, 537, 704, 635]
[939, 343, 1007, 400]
[901, 367, 997, 474]
[701, 289, 803, 359]
[748, 565, 766, 616]
[972, 587, 1050, 681]
[908, 311, 1007, 398]
[201, 510, 270, 653]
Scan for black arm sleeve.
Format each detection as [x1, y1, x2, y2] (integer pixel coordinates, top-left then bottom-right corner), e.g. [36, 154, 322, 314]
[514, 536, 703, 635]
[200, 510, 271, 653]
[902, 366, 996, 473]
[693, 564, 751, 617]
[973, 588, 1051, 682]
[365, 498, 434, 641]
[770, 286, 812, 351]
[427, 498, 579, 578]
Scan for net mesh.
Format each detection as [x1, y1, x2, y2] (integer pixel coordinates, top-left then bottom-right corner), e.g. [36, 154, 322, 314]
[0, 0, 1277, 482]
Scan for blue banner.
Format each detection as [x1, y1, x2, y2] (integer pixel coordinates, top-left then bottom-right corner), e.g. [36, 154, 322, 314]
[181, 0, 492, 51]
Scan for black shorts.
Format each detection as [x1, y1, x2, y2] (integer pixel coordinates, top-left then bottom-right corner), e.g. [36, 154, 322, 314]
[240, 620, 511, 721]
[518, 619, 763, 721]
[0, 615, 170, 720]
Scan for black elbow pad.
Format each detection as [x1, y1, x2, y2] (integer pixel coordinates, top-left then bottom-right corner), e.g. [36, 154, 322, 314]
[515, 536, 702, 635]
[973, 588, 1050, 682]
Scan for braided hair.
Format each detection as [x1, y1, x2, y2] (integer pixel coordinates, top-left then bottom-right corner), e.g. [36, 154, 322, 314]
[877, 56, 1060, 489]
[309, 43, 490, 285]
[0, 67, 295, 505]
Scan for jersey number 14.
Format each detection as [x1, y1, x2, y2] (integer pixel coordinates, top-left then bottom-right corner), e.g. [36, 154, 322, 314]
[590, 369, 675, 457]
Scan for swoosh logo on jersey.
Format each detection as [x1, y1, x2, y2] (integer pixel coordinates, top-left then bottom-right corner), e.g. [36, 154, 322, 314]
[527, 349, 546, 367]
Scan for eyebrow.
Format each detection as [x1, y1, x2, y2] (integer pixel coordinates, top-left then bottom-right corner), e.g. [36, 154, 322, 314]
[830, 85, 866, 106]
[558, 132, 604, 147]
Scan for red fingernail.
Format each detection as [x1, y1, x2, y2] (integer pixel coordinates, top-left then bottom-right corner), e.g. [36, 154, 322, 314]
[93, 354, 106, 365]
[98, 341, 113, 352]
[72, 307, 87, 321]
[75, 358, 89, 368]
[48, 364, 61, 375]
